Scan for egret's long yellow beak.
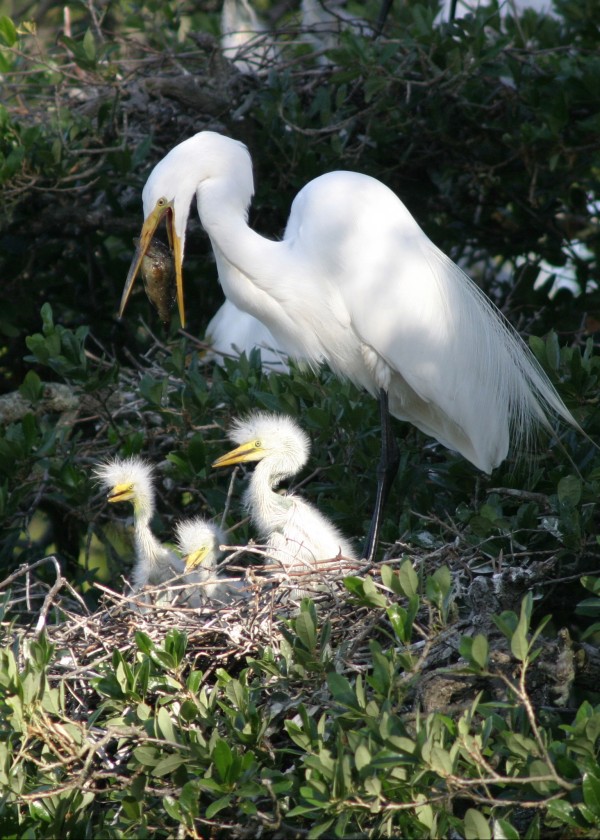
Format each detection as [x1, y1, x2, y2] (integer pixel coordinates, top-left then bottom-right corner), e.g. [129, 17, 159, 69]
[212, 441, 264, 469]
[107, 482, 135, 503]
[184, 546, 211, 571]
[120, 198, 186, 327]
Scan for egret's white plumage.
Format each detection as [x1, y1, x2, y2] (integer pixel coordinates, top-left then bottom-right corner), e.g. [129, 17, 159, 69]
[206, 298, 290, 373]
[95, 456, 185, 592]
[301, 0, 372, 63]
[120, 131, 580, 558]
[213, 412, 357, 594]
[220, 0, 279, 74]
[174, 516, 243, 602]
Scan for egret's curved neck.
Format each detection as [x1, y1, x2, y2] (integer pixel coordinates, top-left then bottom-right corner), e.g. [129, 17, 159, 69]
[246, 460, 294, 535]
[197, 180, 287, 313]
[132, 495, 168, 566]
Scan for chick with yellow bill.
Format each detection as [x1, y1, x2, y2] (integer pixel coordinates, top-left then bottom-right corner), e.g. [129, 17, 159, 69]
[213, 411, 357, 598]
[174, 516, 245, 603]
[95, 456, 186, 595]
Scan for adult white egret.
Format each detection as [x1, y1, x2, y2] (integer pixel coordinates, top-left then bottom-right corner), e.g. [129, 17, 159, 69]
[212, 411, 357, 596]
[120, 131, 580, 561]
[95, 456, 186, 596]
[174, 516, 244, 602]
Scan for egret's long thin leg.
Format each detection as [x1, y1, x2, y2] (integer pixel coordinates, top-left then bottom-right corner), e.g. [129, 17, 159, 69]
[362, 389, 400, 562]
[375, 0, 394, 34]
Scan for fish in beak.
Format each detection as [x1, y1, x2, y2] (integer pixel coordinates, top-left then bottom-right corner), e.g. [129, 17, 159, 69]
[119, 197, 186, 327]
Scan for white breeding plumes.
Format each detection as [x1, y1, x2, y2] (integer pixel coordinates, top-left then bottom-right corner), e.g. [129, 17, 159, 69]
[174, 516, 243, 602]
[213, 411, 357, 596]
[95, 456, 186, 594]
[120, 130, 580, 561]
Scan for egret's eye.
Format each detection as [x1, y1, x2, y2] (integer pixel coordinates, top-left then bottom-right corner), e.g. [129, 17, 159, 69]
[255, 440, 261, 448]
[157, 197, 167, 207]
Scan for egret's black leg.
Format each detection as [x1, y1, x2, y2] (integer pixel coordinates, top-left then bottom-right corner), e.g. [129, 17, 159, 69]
[375, 0, 394, 35]
[362, 389, 400, 562]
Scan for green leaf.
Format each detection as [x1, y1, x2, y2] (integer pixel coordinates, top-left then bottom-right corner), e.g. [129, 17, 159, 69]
[464, 808, 491, 839]
[205, 794, 232, 819]
[134, 631, 155, 656]
[18, 370, 43, 403]
[354, 743, 371, 771]
[212, 738, 233, 782]
[432, 564, 452, 596]
[162, 795, 181, 822]
[361, 574, 387, 607]
[398, 559, 418, 598]
[558, 475, 582, 508]
[327, 672, 360, 710]
[157, 707, 177, 743]
[295, 611, 317, 651]
[583, 772, 600, 817]
[308, 818, 336, 839]
[429, 746, 453, 776]
[492, 817, 520, 839]
[82, 29, 96, 63]
[471, 634, 489, 670]
[511, 595, 532, 662]
[545, 799, 580, 829]
[0, 16, 17, 47]
[153, 753, 187, 777]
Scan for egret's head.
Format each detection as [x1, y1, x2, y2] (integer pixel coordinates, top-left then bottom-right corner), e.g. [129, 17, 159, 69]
[95, 456, 155, 514]
[212, 411, 310, 477]
[119, 131, 253, 329]
[175, 517, 224, 571]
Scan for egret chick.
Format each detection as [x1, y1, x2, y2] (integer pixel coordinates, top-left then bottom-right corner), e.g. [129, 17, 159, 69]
[174, 517, 243, 603]
[213, 412, 357, 596]
[95, 456, 186, 597]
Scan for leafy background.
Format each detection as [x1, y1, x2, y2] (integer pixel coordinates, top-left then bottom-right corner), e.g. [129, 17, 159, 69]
[0, 0, 599, 836]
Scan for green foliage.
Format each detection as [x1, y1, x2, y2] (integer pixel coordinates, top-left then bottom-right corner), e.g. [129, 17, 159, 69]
[1, 593, 600, 836]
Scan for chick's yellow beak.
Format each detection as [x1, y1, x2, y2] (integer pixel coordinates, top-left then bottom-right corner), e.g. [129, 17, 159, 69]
[184, 546, 210, 571]
[120, 197, 186, 327]
[212, 441, 264, 469]
[107, 483, 135, 503]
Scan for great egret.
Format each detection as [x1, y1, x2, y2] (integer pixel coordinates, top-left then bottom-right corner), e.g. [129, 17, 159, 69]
[120, 131, 580, 561]
[212, 411, 357, 597]
[174, 516, 244, 602]
[95, 456, 186, 595]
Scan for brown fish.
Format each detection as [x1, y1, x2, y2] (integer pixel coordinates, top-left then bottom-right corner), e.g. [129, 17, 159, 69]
[134, 237, 177, 325]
